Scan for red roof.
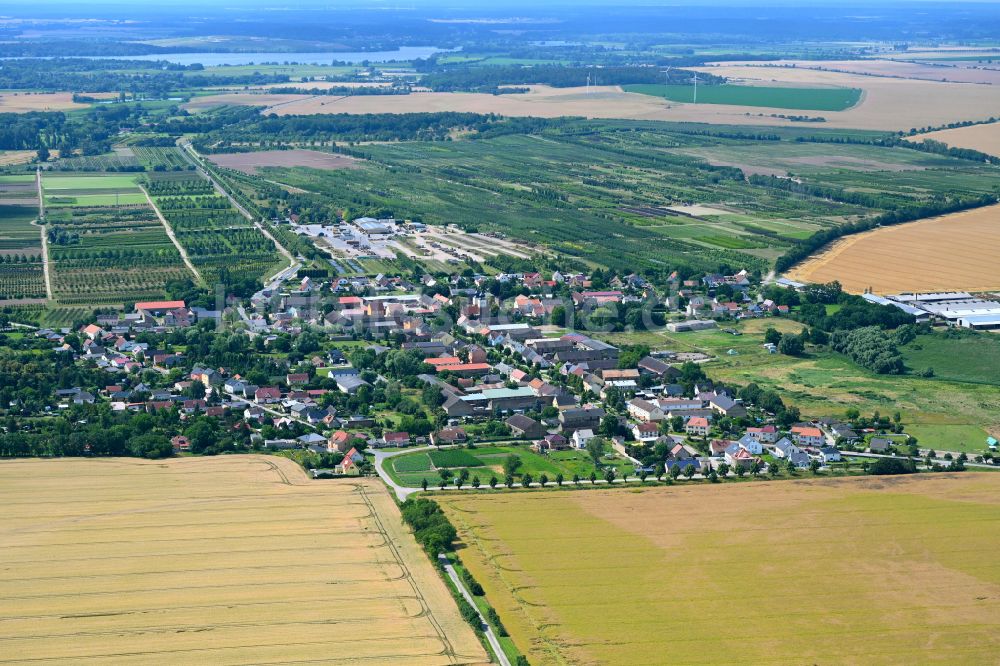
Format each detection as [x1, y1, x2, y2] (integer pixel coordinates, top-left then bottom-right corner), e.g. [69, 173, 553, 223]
[338, 296, 363, 305]
[792, 426, 823, 438]
[688, 417, 709, 428]
[135, 300, 185, 312]
[384, 431, 409, 442]
[435, 363, 490, 373]
[425, 356, 462, 366]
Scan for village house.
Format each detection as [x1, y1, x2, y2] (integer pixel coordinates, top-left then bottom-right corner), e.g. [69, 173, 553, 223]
[685, 416, 710, 437]
[628, 399, 665, 423]
[572, 428, 596, 450]
[382, 431, 411, 447]
[791, 426, 825, 448]
[559, 406, 605, 433]
[773, 437, 810, 468]
[818, 447, 842, 464]
[737, 434, 764, 455]
[632, 421, 661, 443]
[533, 433, 569, 452]
[430, 428, 467, 446]
[868, 437, 892, 453]
[255, 387, 282, 404]
[725, 446, 758, 470]
[336, 455, 361, 476]
[506, 414, 547, 439]
[745, 425, 778, 443]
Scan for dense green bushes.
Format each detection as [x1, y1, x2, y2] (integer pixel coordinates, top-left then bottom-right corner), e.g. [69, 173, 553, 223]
[869, 457, 917, 475]
[830, 326, 904, 375]
[399, 498, 458, 555]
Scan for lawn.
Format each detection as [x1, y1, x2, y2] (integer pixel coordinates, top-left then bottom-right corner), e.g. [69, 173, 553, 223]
[440, 475, 1000, 665]
[41, 174, 141, 191]
[429, 448, 484, 468]
[905, 423, 993, 454]
[389, 444, 627, 488]
[45, 193, 148, 207]
[623, 83, 863, 111]
[901, 332, 1000, 386]
[391, 452, 432, 472]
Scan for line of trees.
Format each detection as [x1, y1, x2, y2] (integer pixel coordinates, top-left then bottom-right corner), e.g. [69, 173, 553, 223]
[421, 65, 722, 93]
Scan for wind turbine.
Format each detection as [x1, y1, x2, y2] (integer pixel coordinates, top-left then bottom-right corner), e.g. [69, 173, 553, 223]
[690, 71, 699, 104]
[586, 72, 591, 95]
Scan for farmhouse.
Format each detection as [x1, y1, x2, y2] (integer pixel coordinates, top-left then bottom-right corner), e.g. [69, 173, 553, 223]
[868, 437, 892, 453]
[134, 300, 186, 316]
[632, 421, 661, 442]
[431, 428, 467, 446]
[506, 414, 547, 439]
[559, 406, 605, 433]
[627, 398, 665, 422]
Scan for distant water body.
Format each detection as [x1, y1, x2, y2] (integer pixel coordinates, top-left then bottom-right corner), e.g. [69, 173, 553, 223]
[93, 46, 455, 67]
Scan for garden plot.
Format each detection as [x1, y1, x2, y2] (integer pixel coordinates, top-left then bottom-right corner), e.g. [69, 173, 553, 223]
[42, 173, 145, 208]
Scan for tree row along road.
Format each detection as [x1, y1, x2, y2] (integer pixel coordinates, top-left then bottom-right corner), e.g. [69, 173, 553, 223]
[438, 553, 512, 666]
[178, 141, 297, 284]
[35, 168, 52, 300]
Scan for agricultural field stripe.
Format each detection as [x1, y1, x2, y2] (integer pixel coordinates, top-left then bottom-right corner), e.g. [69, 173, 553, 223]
[141, 186, 204, 286]
[36, 170, 51, 300]
[180, 142, 295, 282]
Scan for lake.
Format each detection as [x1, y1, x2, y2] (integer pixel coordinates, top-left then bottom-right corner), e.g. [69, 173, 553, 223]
[95, 46, 455, 67]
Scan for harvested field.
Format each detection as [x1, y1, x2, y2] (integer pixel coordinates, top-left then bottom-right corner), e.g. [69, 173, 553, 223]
[0, 92, 88, 113]
[187, 75, 1000, 131]
[0, 151, 35, 167]
[908, 122, 1000, 158]
[720, 58, 1000, 85]
[183, 93, 305, 112]
[786, 203, 1000, 294]
[691, 65, 1000, 129]
[206, 149, 361, 174]
[0, 456, 488, 666]
[441, 474, 1000, 666]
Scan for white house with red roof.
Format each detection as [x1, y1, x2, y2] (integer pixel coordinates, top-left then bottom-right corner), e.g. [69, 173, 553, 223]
[631, 421, 661, 443]
[685, 416, 710, 436]
[791, 426, 825, 448]
[745, 425, 778, 443]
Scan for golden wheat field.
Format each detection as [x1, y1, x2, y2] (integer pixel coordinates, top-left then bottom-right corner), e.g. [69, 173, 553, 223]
[0, 456, 488, 666]
[909, 122, 1000, 158]
[441, 474, 1000, 666]
[0, 92, 89, 113]
[785, 203, 1000, 294]
[0, 151, 35, 167]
